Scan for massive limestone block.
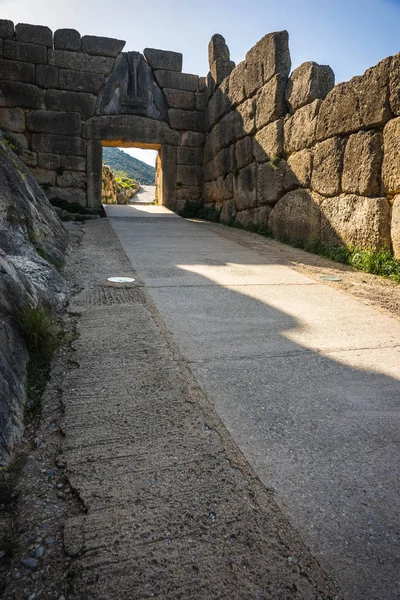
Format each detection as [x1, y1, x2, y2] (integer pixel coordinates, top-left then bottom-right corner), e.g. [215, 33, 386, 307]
[32, 133, 86, 156]
[218, 110, 243, 149]
[204, 174, 233, 203]
[389, 53, 400, 115]
[235, 136, 253, 169]
[48, 49, 114, 75]
[82, 35, 125, 58]
[59, 70, 106, 94]
[0, 20, 14, 40]
[253, 119, 284, 162]
[57, 170, 86, 188]
[228, 62, 246, 106]
[85, 115, 180, 146]
[212, 144, 235, 179]
[0, 59, 35, 84]
[181, 131, 205, 147]
[37, 152, 61, 169]
[177, 165, 203, 187]
[382, 117, 400, 196]
[237, 98, 256, 136]
[28, 167, 56, 186]
[244, 31, 291, 98]
[269, 188, 322, 244]
[45, 89, 96, 120]
[208, 34, 230, 67]
[36, 65, 59, 89]
[3, 40, 47, 64]
[311, 137, 345, 197]
[257, 160, 286, 206]
[285, 62, 334, 113]
[0, 81, 45, 109]
[54, 29, 81, 52]
[210, 58, 235, 87]
[320, 195, 391, 250]
[284, 99, 321, 155]
[342, 131, 382, 197]
[144, 48, 182, 72]
[255, 74, 287, 130]
[15, 23, 53, 47]
[235, 205, 271, 227]
[164, 88, 195, 111]
[169, 109, 204, 132]
[220, 198, 236, 222]
[154, 70, 199, 92]
[27, 110, 82, 136]
[177, 146, 203, 166]
[284, 149, 313, 190]
[205, 84, 232, 131]
[317, 58, 392, 141]
[391, 196, 400, 258]
[233, 163, 257, 210]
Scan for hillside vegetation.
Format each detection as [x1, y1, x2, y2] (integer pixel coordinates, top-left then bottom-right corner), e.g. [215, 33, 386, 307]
[103, 147, 156, 185]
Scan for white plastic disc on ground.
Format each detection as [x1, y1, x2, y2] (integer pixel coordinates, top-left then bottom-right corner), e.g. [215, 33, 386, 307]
[107, 277, 135, 283]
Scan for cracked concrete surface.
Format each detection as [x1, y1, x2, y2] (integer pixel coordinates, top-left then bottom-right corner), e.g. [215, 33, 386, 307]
[61, 218, 339, 599]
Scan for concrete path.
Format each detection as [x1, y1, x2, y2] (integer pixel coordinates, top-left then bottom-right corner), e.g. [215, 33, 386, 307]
[105, 204, 400, 600]
[130, 184, 156, 204]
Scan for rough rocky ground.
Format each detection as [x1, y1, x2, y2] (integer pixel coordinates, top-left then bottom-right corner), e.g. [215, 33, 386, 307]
[1, 216, 399, 599]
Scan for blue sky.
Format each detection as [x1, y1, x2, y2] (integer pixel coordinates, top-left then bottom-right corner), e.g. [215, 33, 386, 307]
[2, 0, 399, 166]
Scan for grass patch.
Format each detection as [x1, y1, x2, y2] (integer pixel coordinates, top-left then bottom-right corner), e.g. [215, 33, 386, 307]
[36, 247, 63, 273]
[18, 303, 63, 417]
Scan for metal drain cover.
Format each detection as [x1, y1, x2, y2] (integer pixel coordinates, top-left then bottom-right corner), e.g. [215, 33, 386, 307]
[107, 277, 135, 283]
[320, 275, 342, 282]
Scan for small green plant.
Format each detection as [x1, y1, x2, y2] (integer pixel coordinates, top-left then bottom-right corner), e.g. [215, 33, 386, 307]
[232, 167, 240, 178]
[269, 154, 281, 170]
[18, 303, 63, 417]
[176, 181, 183, 188]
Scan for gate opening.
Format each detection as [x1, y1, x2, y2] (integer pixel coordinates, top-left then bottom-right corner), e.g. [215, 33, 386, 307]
[101, 142, 160, 207]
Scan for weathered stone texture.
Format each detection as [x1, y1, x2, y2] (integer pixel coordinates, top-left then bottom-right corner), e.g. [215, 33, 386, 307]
[164, 88, 195, 111]
[20, 149, 37, 167]
[0, 81, 45, 109]
[177, 165, 203, 186]
[284, 149, 313, 189]
[255, 74, 287, 130]
[269, 189, 322, 244]
[391, 196, 400, 258]
[382, 117, 400, 196]
[54, 29, 81, 52]
[234, 163, 257, 210]
[212, 145, 236, 179]
[27, 110, 81, 136]
[284, 99, 320, 155]
[61, 155, 86, 171]
[15, 23, 52, 47]
[320, 195, 391, 250]
[0, 59, 35, 83]
[244, 31, 291, 98]
[48, 49, 114, 75]
[31, 133, 86, 156]
[210, 58, 235, 87]
[3, 40, 47, 64]
[257, 160, 286, 205]
[36, 65, 59, 88]
[169, 109, 204, 132]
[342, 131, 382, 197]
[317, 58, 392, 141]
[57, 170, 86, 188]
[37, 152, 61, 169]
[285, 62, 334, 113]
[177, 146, 203, 165]
[311, 137, 345, 197]
[0, 107, 25, 132]
[237, 98, 256, 136]
[228, 62, 246, 106]
[235, 136, 253, 169]
[154, 70, 199, 92]
[28, 167, 56, 186]
[84, 115, 180, 146]
[208, 34, 230, 67]
[218, 110, 243, 150]
[220, 198, 236, 222]
[0, 20, 14, 40]
[195, 92, 206, 111]
[45, 89, 96, 120]
[205, 86, 231, 131]
[204, 174, 233, 203]
[81, 35, 125, 58]
[181, 131, 204, 147]
[389, 53, 400, 115]
[253, 120, 284, 162]
[144, 48, 182, 72]
[59, 69, 105, 94]
[45, 185, 86, 206]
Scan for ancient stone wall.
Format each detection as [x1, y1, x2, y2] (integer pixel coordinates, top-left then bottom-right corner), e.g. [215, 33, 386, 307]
[203, 33, 400, 257]
[0, 20, 205, 211]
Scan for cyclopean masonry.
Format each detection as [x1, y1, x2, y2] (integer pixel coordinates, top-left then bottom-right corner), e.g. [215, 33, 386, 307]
[0, 20, 399, 256]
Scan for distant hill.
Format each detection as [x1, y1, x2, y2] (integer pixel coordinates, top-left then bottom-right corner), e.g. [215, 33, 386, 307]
[102, 147, 156, 185]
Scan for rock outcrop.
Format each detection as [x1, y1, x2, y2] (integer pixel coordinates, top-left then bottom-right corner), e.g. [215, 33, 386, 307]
[0, 134, 68, 465]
